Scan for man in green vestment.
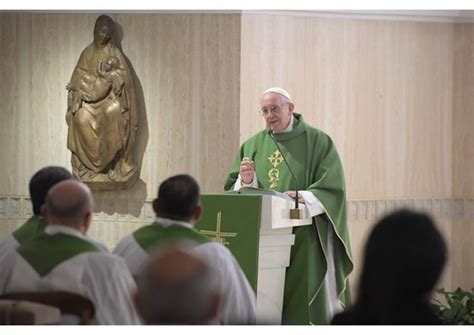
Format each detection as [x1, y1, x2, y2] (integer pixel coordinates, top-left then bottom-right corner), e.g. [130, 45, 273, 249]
[0, 180, 140, 324]
[0, 166, 107, 262]
[0, 166, 72, 253]
[114, 174, 256, 325]
[224, 87, 354, 325]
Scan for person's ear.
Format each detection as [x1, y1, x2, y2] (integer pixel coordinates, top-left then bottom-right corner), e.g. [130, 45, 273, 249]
[82, 210, 92, 234]
[193, 205, 203, 222]
[152, 199, 159, 216]
[40, 205, 48, 221]
[288, 102, 295, 112]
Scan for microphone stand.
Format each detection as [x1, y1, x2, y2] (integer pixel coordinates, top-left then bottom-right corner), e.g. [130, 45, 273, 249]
[268, 130, 303, 219]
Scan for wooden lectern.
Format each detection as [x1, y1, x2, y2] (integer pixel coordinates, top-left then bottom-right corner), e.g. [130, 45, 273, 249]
[195, 190, 312, 324]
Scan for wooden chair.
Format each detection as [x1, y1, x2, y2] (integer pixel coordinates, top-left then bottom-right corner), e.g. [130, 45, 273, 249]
[0, 300, 60, 325]
[0, 291, 95, 325]
[0, 303, 35, 325]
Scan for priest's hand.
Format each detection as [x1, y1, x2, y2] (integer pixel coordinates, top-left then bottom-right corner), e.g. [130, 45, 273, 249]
[240, 157, 255, 184]
[286, 191, 305, 204]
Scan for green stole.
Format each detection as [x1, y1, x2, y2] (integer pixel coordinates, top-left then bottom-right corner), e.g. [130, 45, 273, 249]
[133, 223, 211, 253]
[225, 113, 354, 325]
[12, 216, 47, 245]
[18, 233, 100, 277]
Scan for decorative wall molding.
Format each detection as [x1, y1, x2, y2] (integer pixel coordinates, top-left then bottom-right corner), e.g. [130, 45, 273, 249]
[1, 196, 473, 224]
[242, 10, 474, 23]
[0, 196, 34, 220]
[346, 198, 469, 222]
[0, 195, 471, 252]
[4, 10, 474, 23]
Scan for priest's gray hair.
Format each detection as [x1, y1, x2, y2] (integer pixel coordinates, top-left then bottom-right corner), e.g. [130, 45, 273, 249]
[136, 246, 219, 324]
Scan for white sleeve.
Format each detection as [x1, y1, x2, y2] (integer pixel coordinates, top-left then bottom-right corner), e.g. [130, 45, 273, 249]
[194, 243, 256, 325]
[233, 172, 259, 190]
[0, 234, 19, 260]
[84, 235, 109, 253]
[324, 228, 344, 320]
[84, 254, 142, 325]
[0, 246, 19, 294]
[113, 234, 149, 277]
[299, 190, 325, 217]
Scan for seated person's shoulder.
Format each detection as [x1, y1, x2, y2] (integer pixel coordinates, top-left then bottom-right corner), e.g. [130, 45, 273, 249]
[192, 242, 232, 262]
[84, 250, 130, 271]
[0, 234, 18, 252]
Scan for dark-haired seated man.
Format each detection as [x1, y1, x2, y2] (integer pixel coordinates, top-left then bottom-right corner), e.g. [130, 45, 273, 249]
[0, 166, 107, 259]
[0, 180, 140, 324]
[114, 174, 256, 325]
[331, 209, 447, 325]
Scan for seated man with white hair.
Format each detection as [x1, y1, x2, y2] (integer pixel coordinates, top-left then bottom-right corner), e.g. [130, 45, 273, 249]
[0, 180, 140, 325]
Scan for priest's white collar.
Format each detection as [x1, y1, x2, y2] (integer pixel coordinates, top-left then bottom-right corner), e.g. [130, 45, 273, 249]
[154, 216, 193, 229]
[45, 225, 85, 239]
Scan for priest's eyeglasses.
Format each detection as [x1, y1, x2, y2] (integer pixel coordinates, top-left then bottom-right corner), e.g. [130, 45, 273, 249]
[259, 103, 289, 116]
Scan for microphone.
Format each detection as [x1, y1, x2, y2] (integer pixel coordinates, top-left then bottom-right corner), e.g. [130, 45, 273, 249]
[268, 130, 303, 219]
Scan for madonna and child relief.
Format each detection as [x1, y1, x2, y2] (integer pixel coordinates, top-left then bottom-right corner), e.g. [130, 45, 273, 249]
[66, 15, 139, 190]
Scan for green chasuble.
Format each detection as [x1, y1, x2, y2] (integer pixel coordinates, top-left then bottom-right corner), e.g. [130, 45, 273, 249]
[18, 233, 100, 277]
[133, 223, 211, 253]
[224, 113, 354, 325]
[12, 215, 47, 245]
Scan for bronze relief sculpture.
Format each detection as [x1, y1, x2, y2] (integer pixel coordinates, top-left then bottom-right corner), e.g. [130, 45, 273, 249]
[66, 15, 139, 190]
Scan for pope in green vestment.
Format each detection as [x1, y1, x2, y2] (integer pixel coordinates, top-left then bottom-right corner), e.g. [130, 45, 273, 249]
[224, 88, 353, 325]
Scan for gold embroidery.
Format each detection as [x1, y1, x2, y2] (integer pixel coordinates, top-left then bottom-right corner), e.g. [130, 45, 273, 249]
[268, 150, 284, 167]
[268, 168, 280, 189]
[267, 150, 283, 189]
[199, 211, 237, 246]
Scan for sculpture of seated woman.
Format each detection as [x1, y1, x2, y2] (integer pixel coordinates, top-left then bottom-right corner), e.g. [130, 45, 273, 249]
[66, 15, 138, 190]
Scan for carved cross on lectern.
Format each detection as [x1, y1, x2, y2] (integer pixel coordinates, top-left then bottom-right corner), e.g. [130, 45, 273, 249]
[199, 211, 238, 246]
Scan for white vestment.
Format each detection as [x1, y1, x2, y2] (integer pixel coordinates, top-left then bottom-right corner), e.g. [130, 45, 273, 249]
[114, 217, 257, 325]
[0, 234, 18, 265]
[0, 225, 140, 325]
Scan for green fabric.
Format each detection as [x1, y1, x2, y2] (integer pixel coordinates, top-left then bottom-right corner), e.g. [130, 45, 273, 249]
[133, 223, 211, 253]
[195, 194, 261, 292]
[224, 113, 354, 325]
[12, 216, 47, 245]
[18, 233, 100, 277]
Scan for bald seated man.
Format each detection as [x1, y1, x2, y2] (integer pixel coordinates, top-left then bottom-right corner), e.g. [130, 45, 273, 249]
[0, 166, 107, 269]
[135, 246, 221, 325]
[0, 180, 140, 325]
